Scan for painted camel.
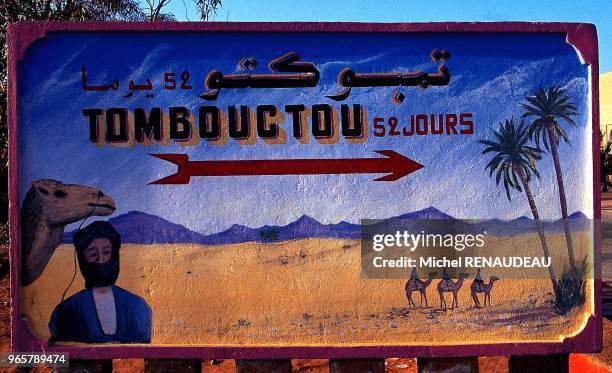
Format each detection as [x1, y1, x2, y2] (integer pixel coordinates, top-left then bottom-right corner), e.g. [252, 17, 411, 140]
[20, 179, 115, 286]
[437, 272, 470, 310]
[470, 276, 500, 308]
[405, 272, 437, 308]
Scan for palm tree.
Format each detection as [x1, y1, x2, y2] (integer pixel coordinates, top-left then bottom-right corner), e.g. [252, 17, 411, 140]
[522, 86, 578, 272]
[478, 119, 559, 296]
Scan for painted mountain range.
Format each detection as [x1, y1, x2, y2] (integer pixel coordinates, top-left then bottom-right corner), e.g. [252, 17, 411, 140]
[62, 207, 589, 245]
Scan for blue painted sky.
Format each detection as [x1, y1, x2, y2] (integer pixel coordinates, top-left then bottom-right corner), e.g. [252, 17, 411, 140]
[164, 0, 612, 73]
[18, 31, 591, 233]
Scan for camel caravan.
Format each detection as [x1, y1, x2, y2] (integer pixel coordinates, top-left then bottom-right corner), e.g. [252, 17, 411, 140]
[405, 268, 500, 310]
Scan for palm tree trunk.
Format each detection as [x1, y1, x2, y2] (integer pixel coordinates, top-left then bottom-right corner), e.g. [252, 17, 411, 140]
[516, 166, 560, 296]
[546, 125, 577, 272]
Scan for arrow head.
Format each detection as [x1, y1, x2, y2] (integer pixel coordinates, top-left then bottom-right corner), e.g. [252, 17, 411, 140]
[373, 150, 424, 181]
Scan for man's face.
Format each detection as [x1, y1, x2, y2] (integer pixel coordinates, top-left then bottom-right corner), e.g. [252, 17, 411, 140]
[83, 237, 112, 264]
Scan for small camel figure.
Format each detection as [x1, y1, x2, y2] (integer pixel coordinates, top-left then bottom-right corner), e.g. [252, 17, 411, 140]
[470, 276, 500, 308]
[437, 272, 470, 310]
[405, 271, 437, 308]
[20, 179, 116, 286]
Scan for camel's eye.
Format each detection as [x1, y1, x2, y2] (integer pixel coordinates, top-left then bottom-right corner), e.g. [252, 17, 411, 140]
[37, 187, 49, 195]
[54, 190, 67, 198]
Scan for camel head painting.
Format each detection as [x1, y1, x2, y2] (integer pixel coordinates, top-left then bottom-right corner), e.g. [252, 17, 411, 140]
[20, 179, 116, 286]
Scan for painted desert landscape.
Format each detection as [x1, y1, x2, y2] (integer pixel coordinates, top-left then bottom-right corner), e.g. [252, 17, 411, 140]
[20, 208, 593, 345]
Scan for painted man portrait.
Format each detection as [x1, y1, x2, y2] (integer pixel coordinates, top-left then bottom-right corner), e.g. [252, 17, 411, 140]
[48, 221, 152, 343]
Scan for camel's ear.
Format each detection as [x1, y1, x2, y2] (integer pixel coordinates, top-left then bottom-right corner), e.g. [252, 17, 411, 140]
[31, 180, 50, 197]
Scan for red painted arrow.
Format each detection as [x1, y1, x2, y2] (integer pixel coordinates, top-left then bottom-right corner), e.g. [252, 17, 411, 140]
[149, 150, 423, 184]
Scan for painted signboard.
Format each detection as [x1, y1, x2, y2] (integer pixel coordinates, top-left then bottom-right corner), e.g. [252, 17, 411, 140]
[8, 22, 601, 358]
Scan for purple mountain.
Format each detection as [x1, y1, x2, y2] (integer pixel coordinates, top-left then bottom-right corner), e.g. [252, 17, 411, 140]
[472, 211, 590, 235]
[199, 224, 260, 245]
[273, 215, 360, 241]
[392, 206, 455, 220]
[63, 211, 361, 244]
[63, 211, 206, 244]
[62, 207, 590, 245]
[514, 216, 531, 221]
[568, 211, 588, 220]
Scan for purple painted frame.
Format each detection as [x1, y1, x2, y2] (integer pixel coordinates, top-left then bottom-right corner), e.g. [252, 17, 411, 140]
[7, 21, 602, 359]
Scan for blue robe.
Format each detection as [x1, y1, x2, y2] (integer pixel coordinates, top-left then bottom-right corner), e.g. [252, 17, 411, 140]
[49, 285, 152, 343]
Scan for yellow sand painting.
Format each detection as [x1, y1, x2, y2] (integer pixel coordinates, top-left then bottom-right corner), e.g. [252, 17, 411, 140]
[21, 233, 593, 346]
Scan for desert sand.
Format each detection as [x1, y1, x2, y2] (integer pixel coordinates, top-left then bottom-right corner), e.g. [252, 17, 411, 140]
[20, 233, 593, 346]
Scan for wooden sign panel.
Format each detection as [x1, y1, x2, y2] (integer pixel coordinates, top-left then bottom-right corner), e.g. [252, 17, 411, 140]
[8, 22, 602, 358]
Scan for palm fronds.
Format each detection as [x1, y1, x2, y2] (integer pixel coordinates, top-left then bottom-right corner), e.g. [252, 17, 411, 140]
[522, 85, 577, 150]
[478, 119, 542, 200]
